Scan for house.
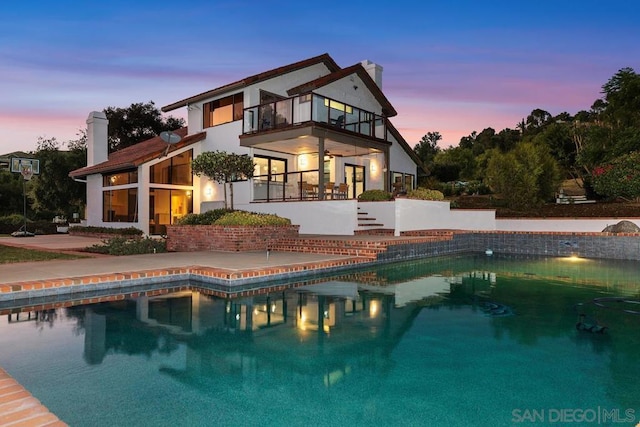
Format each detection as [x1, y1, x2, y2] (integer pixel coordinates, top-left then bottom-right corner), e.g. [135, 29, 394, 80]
[70, 53, 426, 235]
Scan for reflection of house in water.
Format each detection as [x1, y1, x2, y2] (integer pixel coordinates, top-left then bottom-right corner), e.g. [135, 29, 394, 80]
[78, 267, 500, 389]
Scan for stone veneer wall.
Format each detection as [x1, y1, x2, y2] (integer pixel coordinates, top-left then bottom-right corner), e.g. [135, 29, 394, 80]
[381, 231, 640, 262]
[166, 225, 300, 252]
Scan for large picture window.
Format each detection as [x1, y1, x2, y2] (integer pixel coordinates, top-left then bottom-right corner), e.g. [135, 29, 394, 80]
[150, 150, 193, 185]
[149, 188, 193, 235]
[203, 93, 244, 128]
[103, 188, 138, 222]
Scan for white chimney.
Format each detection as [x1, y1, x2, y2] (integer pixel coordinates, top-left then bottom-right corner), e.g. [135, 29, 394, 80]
[361, 60, 383, 88]
[86, 111, 108, 166]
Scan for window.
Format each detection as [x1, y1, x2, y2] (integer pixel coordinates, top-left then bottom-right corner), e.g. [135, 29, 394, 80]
[391, 172, 415, 192]
[203, 93, 244, 127]
[103, 188, 138, 222]
[149, 188, 193, 235]
[150, 150, 193, 185]
[254, 155, 287, 182]
[103, 170, 138, 186]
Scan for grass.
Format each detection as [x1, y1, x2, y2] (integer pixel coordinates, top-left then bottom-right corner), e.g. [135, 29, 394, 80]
[0, 245, 88, 264]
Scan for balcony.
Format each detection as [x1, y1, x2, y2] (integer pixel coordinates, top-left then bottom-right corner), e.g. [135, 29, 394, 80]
[242, 93, 388, 141]
[241, 94, 391, 202]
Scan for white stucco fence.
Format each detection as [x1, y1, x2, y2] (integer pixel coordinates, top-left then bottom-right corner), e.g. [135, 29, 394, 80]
[237, 200, 359, 235]
[241, 198, 640, 236]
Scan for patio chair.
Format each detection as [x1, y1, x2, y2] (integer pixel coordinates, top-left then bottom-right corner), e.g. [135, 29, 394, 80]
[335, 183, 349, 199]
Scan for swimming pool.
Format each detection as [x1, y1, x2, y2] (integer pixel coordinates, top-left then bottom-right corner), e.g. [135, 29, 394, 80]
[1, 254, 638, 426]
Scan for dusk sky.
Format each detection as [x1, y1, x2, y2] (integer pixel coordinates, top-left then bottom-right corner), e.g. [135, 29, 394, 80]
[2, 1, 639, 154]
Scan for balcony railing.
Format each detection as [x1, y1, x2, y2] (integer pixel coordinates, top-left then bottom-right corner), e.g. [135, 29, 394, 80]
[253, 170, 349, 202]
[243, 93, 388, 140]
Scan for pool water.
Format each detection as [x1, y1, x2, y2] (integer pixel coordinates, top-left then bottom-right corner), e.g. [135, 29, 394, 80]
[1, 254, 639, 426]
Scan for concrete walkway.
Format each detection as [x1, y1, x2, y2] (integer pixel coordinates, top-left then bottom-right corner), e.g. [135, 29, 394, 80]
[0, 234, 359, 286]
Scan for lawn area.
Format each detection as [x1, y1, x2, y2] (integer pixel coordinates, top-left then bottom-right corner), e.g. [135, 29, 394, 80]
[0, 245, 88, 264]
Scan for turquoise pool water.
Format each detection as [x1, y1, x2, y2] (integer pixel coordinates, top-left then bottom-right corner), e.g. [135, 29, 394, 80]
[1, 254, 639, 426]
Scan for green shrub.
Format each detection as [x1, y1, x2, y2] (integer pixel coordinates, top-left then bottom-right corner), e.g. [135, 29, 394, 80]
[213, 211, 291, 226]
[85, 236, 166, 255]
[406, 188, 445, 201]
[0, 214, 26, 226]
[592, 151, 640, 200]
[69, 226, 143, 236]
[357, 189, 393, 201]
[465, 180, 491, 195]
[175, 209, 234, 225]
[0, 215, 57, 235]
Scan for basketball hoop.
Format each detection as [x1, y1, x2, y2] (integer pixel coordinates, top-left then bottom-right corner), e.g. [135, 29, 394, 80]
[21, 165, 34, 181]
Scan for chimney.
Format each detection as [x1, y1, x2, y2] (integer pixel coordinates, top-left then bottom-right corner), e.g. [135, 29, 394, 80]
[86, 111, 108, 166]
[361, 60, 383, 88]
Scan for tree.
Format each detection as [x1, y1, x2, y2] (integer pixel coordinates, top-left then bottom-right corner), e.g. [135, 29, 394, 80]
[485, 142, 561, 210]
[601, 67, 640, 129]
[525, 109, 552, 134]
[191, 151, 255, 209]
[31, 137, 86, 218]
[105, 101, 185, 153]
[0, 169, 24, 216]
[413, 132, 441, 168]
[432, 147, 476, 182]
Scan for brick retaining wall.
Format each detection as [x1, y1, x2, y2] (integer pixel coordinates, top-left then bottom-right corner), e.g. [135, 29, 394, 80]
[166, 224, 300, 252]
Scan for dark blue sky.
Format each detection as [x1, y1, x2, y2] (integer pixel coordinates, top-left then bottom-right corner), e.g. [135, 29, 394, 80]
[2, 0, 639, 152]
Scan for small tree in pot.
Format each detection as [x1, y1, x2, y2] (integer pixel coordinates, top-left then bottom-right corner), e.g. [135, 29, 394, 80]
[191, 151, 255, 210]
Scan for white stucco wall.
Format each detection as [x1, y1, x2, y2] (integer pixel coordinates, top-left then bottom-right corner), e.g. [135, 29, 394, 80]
[236, 200, 358, 235]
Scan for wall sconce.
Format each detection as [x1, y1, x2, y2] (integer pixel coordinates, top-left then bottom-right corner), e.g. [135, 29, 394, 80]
[298, 155, 309, 169]
[370, 162, 378, 174]
[186, 190, 192, 198]
[205, 186, 213, 198]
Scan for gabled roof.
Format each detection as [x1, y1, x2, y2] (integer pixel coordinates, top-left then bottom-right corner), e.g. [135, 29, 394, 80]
[161, 53, 341, 113]
[69, 128, 206, 179]
[287, 63, 397, 117]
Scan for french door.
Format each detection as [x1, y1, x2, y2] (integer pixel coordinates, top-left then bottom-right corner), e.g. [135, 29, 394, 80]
[344, 164, 365, 199]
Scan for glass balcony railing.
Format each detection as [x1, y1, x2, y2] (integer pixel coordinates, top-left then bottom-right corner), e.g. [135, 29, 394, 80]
[252, 170, 350, 202]
[243, 93, 387, 140]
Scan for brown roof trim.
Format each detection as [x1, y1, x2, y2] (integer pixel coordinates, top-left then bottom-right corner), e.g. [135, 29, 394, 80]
[69, 129, 206, 178]
[287, 63, 397, 117]
[161, 53, 340, 113]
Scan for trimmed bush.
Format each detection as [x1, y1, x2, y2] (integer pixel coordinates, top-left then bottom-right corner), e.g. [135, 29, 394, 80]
[175, 209, 234, 225]
[214, 211, 291, 226]
[406, 188, 445, 201]
[69, 226, 143, 236]
[85, 236, 166, 255]
[357, 189, 393, 201]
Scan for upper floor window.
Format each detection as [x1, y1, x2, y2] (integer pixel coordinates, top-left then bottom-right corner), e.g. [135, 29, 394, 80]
[103, 170, 138, 187]
[150, 150, 193, 185]
[203, 93, 244, 128]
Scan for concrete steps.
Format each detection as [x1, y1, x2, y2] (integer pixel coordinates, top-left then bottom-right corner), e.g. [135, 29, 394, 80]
[356, 207, 386, 234]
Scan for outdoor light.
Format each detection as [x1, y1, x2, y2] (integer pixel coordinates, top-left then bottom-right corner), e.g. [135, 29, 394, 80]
[298, 155, 308, 169]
